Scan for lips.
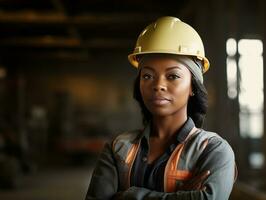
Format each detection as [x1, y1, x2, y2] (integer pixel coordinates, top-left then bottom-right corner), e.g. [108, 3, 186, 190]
[150, 96, 171, 106]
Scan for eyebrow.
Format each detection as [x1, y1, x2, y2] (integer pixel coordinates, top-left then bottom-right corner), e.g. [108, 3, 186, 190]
[166, 66, 182, 71]
[141, 66, 182, 71]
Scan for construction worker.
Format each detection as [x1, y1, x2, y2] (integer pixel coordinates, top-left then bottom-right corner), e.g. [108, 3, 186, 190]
[86, 16, 236, 200]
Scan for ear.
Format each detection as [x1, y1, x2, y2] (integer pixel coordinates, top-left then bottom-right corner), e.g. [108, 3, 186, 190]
[189, 81, 194, 97]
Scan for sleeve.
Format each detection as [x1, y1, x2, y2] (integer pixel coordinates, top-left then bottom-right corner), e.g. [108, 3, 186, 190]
[85, 142, 119, 200]
[118, 136, 235, 200]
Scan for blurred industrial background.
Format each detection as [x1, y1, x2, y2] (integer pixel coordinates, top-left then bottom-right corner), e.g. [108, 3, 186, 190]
[0, 0, 265, 199]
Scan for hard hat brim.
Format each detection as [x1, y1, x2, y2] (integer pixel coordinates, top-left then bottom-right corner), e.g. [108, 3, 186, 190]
[128, 52, 210, 73]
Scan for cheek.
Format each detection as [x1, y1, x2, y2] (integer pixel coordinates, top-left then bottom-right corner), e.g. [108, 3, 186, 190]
[140, 81, 149, 98]
[172, 81, 191, 98]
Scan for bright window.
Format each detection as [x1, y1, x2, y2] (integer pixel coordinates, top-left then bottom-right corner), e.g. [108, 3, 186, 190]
[226, 38, 238, 99]
[226, 38, 264, 138]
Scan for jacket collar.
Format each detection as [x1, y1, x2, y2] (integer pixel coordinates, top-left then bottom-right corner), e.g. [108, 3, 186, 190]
[140, 117, 195, 145]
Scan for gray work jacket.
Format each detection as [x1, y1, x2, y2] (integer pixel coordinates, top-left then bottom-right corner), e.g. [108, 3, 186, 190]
[86, 126, 236, 200]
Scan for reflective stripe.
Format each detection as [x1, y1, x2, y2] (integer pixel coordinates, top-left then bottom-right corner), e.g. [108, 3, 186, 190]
[123, 127, 200, 191]
[164, 127, 198, 192]
[200, 138, 209, 150]
[125, 141, 141, 188]
[168, 170, 193, 180]
[164, 143, 185, 192]
[166, 170, 193, 192]
[125, 143, 139, 164]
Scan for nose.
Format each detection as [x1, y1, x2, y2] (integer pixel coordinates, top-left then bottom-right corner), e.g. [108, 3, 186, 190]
[153, 77, 167, 91]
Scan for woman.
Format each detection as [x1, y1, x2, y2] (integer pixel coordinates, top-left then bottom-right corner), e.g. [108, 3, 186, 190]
[86, 16, 236, 200]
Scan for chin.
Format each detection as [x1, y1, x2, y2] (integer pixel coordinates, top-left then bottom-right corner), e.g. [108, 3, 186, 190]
[148, 105, 187, 118]
[148, 108, 173, 117]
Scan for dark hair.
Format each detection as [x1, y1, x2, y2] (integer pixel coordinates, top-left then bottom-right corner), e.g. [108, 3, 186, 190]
[133, 73, 208, 128]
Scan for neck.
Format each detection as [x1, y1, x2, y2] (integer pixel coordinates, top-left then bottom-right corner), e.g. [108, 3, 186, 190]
[151, 112, 188, 140]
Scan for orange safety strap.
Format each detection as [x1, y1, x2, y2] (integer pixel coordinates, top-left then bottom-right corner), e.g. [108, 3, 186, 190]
[124, 127, 202, 191]
[164, 127, 199, 192]
[125, 141, 141, 189]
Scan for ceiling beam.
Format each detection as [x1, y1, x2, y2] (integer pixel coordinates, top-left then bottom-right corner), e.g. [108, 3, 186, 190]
[0, 36, 134, 48]
[0, 11, 156, 25]
[0, 36, 81, 47]
[0, 11, 67, 24]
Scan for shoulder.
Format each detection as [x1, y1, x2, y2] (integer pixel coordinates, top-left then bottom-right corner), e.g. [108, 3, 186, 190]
[200, 129, 233, 150]
[195, 129, 235, 161]
[186, 129, 220, 150]
[111, 129, 142, 152]
[185, 129, 234, 161]
[113, 129, 142, 144]
[178, 129, 235, 173]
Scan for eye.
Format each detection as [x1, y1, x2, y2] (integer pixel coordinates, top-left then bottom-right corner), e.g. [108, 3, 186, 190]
[167, 74, 180, 80]
[141, 73, 153, 80]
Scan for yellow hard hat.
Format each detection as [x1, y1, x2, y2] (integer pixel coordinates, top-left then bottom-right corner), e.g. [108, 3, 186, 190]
[128, 16, 210, 73]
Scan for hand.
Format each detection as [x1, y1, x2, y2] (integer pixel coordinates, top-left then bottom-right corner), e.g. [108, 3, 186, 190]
[177, 170, 210, 191]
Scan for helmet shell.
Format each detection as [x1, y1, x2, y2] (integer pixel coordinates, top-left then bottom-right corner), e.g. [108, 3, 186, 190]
[128, 16, 210, 73]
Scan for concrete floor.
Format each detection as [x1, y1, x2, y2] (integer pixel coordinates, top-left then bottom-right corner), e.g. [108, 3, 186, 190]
[0, 166, 92, 200]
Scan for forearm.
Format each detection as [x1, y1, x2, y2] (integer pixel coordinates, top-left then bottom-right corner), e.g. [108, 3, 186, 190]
[116, 138, 235, 200]
[119, 186, 204, 200]
[86, 143, 119, 200]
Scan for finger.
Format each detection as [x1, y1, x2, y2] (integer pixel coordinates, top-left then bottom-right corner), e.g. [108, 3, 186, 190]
[192, 170, 210, 183]
[193, 170, 210, 183]
[201, 186, 207, 191]
[180, 170, 211, 190]
[183, 179, 202, 190]
[186, 171, 210, 189]
[199, 170, 210, 181]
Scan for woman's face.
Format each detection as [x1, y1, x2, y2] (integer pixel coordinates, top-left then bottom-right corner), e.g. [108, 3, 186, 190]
[139, 55, 193, 118]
